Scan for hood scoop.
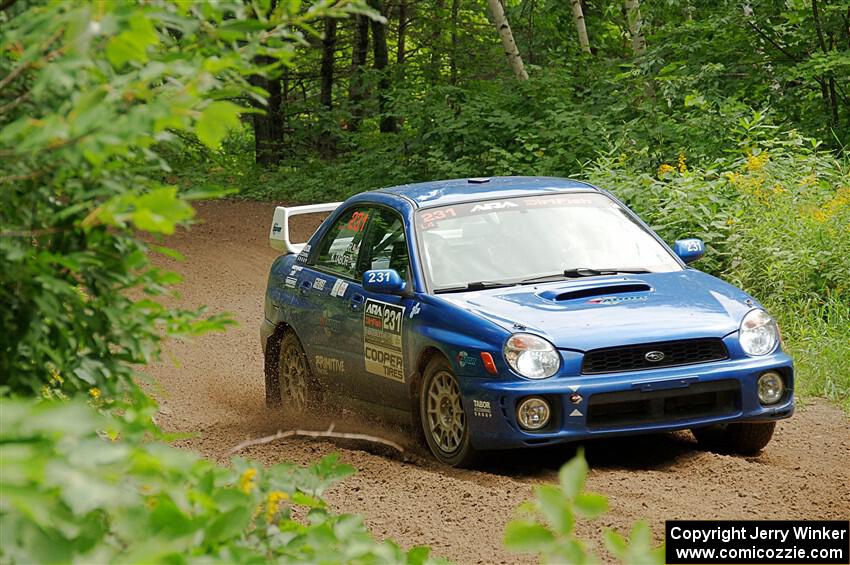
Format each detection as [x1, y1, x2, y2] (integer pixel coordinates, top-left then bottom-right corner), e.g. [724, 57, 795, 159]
[538, 281, 652, 302]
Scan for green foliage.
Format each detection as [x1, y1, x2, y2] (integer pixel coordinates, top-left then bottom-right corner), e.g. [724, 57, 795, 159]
[504, 448, 664, 564]
[0, 0, 364, 398]
[0, 397, 433, 564]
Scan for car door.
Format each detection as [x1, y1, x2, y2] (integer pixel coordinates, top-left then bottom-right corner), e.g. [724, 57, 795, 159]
[344, 207, 416, 411]
[296, 205, 371, 398]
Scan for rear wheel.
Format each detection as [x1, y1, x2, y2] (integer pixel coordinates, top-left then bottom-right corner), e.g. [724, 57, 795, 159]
[277, 331, 313, 413]
[691, 421, 776, 454]
[419, 356, 477, 467]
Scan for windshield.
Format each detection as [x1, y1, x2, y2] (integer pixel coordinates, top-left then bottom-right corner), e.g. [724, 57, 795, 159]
[415, 192, 682, 292]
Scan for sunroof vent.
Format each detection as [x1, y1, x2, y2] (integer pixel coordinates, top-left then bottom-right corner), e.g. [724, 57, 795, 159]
[468, 177, 491, 184]
[552, 283, 651, 301]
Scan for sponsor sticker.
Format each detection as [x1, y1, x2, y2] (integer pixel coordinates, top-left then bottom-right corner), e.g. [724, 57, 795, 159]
[315, 355, 345, 376]
[363, 299, 405, 382]
[284, 276, 297, 288]
[587, 295, 648, 305]
[408, 303, 421, 318]
[296, 244, 311, 263]
[312, 278, 326, 291]
[473, 399, 492, 418]
[457, 351, 477, 368]
[330, 279, 350, 298]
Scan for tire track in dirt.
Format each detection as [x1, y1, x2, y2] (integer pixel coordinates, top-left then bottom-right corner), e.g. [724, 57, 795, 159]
[149, 200, 850, 564]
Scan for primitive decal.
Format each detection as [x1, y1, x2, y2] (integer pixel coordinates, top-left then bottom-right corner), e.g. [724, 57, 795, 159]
[363, 299, 405, 382]
[315, 355, 344, 375]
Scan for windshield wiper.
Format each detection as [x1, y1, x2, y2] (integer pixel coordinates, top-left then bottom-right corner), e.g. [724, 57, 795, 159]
[563, 267, 650, 277]
[520, 267, 651, 284]
[433, 281, 517, 294]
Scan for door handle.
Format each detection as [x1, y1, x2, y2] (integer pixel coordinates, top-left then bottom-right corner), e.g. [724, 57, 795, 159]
[350, 293, 365, 310]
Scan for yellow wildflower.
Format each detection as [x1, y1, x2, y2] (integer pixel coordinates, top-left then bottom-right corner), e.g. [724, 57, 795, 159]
[745, 151, 769, 172]
[40, 384, 52, 399]
[89, 387, 101, 400]
[677, 153, 688, 173]
[49, 367, 63, 387]
[657, 163, 675, 176]
[239, 468, 258, 494]
[265, 490, 289, 522]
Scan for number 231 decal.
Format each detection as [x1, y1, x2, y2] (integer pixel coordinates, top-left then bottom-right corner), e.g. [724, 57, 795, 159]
[367, 271, 391, 284]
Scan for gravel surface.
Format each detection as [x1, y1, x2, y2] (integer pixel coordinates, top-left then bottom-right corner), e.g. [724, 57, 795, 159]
[149, 200, 850, 564]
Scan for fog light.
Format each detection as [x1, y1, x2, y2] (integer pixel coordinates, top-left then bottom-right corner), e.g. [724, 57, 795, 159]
[757, 371, 784, 405]
[517, 397, 550, 430]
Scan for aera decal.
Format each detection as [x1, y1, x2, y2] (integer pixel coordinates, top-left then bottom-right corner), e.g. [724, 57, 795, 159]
[315, 355, 345, 376]
[363, 299, 405, 382]
[587, 295, 648, 305]
[457, 351, 477, 368]
[470, 201, 519, 212]
[473, 399, 492, 418]
[312, 278, 326, 291]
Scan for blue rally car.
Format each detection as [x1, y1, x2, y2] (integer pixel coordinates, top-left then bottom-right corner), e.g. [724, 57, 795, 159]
[261, 177, 793, 466]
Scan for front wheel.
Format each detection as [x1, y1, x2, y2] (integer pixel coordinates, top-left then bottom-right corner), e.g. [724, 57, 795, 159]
[419, 356, 478, 467]
[691, 421, 776, 454]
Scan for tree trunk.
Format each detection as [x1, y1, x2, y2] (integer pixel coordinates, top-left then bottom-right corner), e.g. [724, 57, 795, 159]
[397, 0, 407, 67]
[811, 0, 839, 130]
[427, 0, 446, 82]
[370, 0, 397, 133]
[320, 18, 337, 110]
[319, 18, 338, 158]
[624, 0, 646, 55]
[450, 0, 460, 84]
[348, 14, 370, 131]
[250, 56, 284, 166]
[486, 0, 529, 80]
[570, 0, 591, 54]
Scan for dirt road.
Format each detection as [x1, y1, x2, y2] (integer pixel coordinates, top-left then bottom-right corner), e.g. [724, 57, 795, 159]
[150, 200, 850, 564]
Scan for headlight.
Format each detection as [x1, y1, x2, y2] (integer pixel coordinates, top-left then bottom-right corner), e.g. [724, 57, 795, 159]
[504, 333, 560, 379]
[739, 309, 779, 356]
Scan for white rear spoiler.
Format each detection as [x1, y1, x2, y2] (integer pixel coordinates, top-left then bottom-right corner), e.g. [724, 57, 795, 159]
[269, 202, 342, 254]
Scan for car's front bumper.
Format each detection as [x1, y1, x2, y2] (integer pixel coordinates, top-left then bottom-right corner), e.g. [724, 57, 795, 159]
[460, 352, 794, 450]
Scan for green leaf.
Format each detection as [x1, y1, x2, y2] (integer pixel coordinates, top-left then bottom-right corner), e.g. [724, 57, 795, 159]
[558, 448, 588, 499]
[534, 484, 574, 535]
[503, 520, 555, 552]
[195, 101, 243, 149]
[573, 492, 608, 519]
[604, 528, 628, 558]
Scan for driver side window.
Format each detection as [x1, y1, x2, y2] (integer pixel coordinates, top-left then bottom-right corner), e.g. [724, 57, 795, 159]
[362, 208, 410, 281]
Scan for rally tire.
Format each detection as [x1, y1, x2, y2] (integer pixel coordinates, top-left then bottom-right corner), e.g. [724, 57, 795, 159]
[419, 356, 478, 467]
[691, 421, 776, 454]
[277, 331, 316, 414]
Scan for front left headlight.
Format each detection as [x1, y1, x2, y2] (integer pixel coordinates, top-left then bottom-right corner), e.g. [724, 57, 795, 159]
[504, 333, 560, 379]
[739, 309, 779, 356]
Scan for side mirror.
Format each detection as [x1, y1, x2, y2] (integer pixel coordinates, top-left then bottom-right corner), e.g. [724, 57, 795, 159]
[363, 269, 407, 295]
[673, 238, 705, 264]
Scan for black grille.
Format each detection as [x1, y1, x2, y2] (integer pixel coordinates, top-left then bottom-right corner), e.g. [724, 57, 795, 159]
[582, 338, 728, 374]
[586, 380, 740, 429]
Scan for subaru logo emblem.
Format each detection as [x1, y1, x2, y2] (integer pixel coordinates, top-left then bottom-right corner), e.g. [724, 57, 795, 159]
[645, 351, 665, 362]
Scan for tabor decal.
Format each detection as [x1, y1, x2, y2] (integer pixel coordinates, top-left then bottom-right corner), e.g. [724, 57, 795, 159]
[473, 399, 492, 418]
[363, 299, 405, 382]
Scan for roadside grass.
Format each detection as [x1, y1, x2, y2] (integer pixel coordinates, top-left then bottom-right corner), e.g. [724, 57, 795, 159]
[775, 299, 850, 413]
